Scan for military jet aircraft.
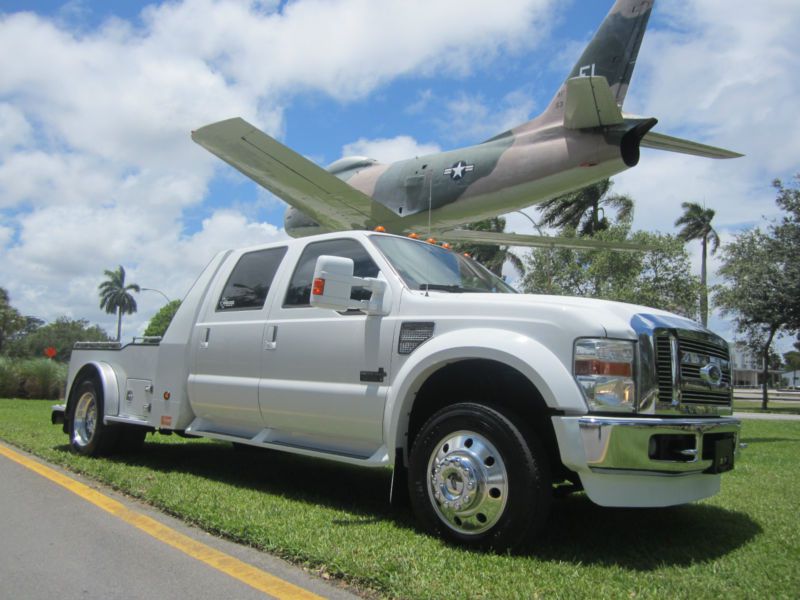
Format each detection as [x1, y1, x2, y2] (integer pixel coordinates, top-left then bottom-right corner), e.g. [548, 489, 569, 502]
[192, 0, 741, 251]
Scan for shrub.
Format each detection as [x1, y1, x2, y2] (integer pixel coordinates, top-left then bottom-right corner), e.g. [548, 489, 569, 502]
[144, 300, 181, 337]
[0, 357, 67, 399]
[6, 317, 110, 362]
[0, 357, 20, 398]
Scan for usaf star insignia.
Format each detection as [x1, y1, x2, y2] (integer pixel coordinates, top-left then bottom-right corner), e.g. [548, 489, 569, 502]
[444, 160, 474, 180]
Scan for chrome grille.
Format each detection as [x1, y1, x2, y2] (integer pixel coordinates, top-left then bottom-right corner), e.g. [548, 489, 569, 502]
[677, 333, 731, 406]
[653, 331, 732, 410]
[655, 335, 673, 402]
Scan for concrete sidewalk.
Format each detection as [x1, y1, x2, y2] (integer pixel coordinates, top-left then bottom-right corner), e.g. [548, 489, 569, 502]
[733, 412, 800, 421]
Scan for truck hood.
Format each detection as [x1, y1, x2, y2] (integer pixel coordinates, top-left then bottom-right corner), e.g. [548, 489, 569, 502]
[403, 290, 706, 340]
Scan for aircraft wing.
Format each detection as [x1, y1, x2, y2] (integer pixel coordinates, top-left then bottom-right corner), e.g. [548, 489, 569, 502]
[192, 117, 395, 231]
[640, 131, 743, 159]
[433, 229, 650, 252]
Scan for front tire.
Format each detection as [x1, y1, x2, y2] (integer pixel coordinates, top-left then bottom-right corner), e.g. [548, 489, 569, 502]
[69, 380, 119, 456]
[408, 402, 551, 551]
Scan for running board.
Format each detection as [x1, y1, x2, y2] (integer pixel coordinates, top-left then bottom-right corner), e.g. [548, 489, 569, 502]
[105, 415, 152, 427]
[185, 419, 389, 467]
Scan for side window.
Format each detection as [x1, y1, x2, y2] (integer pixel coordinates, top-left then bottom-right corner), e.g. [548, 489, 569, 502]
[284, 239, 380, 307]
[217, 246, 288, 311]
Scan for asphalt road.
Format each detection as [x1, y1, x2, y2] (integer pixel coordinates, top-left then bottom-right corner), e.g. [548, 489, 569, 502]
[0, 444, 360, 600]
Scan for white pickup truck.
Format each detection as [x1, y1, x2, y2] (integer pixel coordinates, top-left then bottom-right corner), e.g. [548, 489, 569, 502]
[53, 230, 740, 550]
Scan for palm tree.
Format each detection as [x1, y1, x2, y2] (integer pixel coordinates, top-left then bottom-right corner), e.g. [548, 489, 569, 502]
[674, 202, 720, 327]
[98, 266, 140, 341]
[537, 179, 634, 236]
[451, 217, 525, 277]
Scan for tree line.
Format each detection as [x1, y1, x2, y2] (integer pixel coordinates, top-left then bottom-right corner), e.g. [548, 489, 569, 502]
[0, 266, 177, 364]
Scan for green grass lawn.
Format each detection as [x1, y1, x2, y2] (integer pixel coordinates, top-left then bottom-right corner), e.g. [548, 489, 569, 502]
[2, 399, 799, 599]
[734, 399, 800, 415]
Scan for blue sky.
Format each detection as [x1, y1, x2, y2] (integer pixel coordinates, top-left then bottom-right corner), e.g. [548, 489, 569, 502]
[1, 0, 798, 350]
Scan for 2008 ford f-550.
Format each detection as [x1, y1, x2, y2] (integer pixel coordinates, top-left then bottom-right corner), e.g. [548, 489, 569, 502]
[52, 231, 741, 550]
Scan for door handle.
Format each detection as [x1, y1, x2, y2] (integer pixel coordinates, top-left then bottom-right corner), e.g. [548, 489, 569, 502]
[264, 325, 278, 350]
[200, 327, 210, 349]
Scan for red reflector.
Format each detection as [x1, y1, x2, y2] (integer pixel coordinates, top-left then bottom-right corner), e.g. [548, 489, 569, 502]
[575, 359, 632, 377]
[312, 278, 325, 296]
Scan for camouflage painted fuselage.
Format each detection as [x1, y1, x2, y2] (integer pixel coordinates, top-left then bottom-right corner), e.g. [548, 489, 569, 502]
[334, 121, 628, 233]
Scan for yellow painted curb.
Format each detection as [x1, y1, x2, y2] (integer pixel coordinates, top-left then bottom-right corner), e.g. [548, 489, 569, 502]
[0, 444, 324, 600]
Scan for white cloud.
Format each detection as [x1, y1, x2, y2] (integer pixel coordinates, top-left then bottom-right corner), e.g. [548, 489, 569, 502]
[438, 89, 537, 143]
[140, 0, 556, 100]
[405, 89, 434, 115]
[616, 0, 800, 230]
[0, 151, 119, 209]
[0, 0, 560, 335]
[0, 103, 32, 154]
[0, 224, 11, 249]
[341, 136, 441, 164]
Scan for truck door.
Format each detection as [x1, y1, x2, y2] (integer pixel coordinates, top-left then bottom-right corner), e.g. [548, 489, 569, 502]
[259, 238, 393, 458]
[188, 246, 287, 437]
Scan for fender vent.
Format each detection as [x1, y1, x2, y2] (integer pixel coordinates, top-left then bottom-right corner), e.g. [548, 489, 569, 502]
[398, 322, 435, 355]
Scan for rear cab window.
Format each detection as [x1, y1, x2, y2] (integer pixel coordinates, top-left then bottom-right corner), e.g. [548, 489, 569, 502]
[217, 246, 288, 311]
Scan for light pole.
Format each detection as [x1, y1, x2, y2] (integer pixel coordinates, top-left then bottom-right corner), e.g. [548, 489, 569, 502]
[141, 287, 171, 303]
[514, 210, 544, 234]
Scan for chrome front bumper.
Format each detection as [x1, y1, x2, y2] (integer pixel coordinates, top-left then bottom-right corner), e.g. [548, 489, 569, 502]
[575, 416, 741, 475]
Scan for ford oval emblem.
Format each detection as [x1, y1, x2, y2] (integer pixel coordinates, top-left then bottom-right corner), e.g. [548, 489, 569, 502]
[700, 363, 724, 387]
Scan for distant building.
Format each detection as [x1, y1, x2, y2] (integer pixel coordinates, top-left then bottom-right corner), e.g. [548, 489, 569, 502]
[730, 343, 758, 387]
[729, 342, 782, 387]
[782, 370, 800, 389]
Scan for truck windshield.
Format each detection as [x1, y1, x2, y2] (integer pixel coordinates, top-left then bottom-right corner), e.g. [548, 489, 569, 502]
[370, 235, 517, 294]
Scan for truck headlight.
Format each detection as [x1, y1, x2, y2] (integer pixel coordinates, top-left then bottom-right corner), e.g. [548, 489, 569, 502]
[574, 339, 636, 413]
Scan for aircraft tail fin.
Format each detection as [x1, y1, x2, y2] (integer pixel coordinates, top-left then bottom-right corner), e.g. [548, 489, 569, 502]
[531, 0, 653, 129]
[566, 0, 653, 106]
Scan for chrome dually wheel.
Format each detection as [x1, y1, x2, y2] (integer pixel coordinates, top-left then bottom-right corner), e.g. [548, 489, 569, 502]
[408, 402, 551, 551]
[427, 430, 508, 534]
[72, 390, 98, 449]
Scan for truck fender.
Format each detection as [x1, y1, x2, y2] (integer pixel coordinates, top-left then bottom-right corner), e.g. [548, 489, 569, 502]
[67, 361, 121, 421]
[384, 328, 586, 456]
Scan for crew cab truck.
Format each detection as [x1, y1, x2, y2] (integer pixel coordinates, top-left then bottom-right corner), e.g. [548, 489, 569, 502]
[52, 231, 741, 550]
